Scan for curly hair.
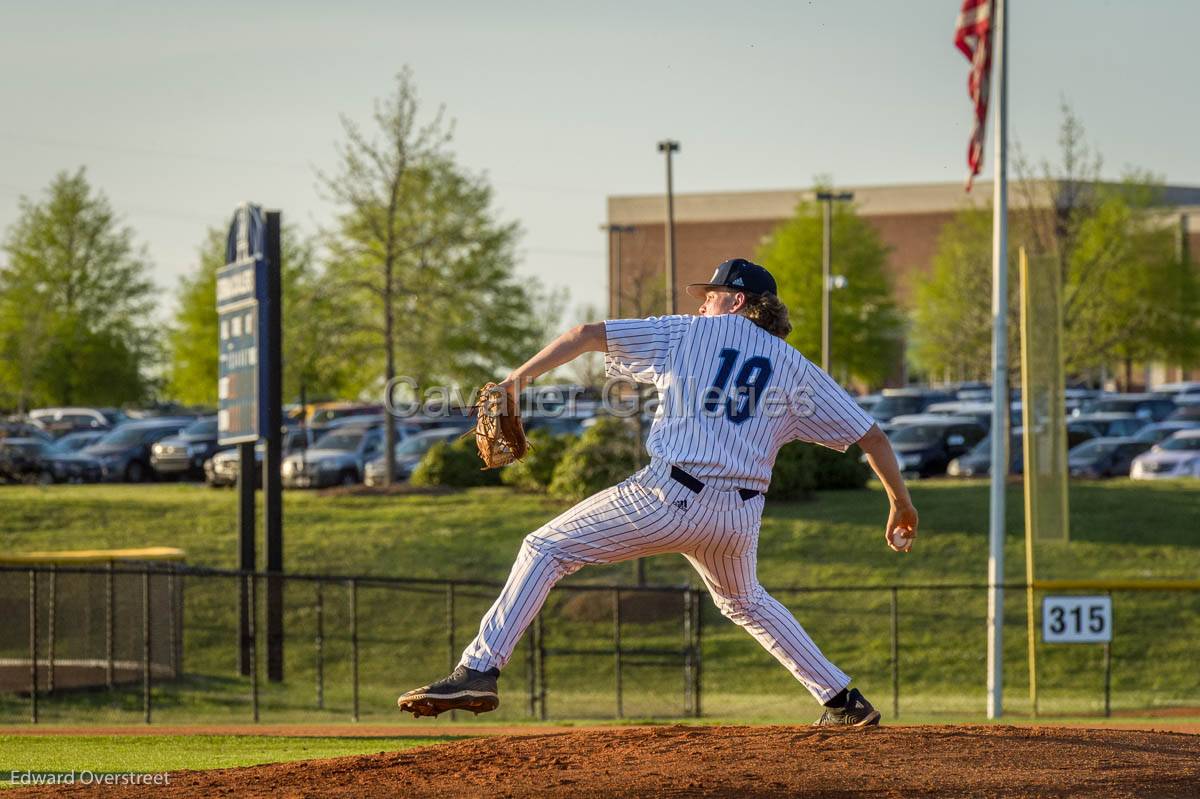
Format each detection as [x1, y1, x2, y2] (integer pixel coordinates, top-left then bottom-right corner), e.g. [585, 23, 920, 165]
[738, 291, 792, 339]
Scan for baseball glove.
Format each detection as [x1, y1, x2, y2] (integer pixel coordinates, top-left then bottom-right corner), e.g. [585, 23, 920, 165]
[470, 382, 528, 469]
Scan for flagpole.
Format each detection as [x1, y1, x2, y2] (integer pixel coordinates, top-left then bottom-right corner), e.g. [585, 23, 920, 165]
[986, 0, 1009, 721]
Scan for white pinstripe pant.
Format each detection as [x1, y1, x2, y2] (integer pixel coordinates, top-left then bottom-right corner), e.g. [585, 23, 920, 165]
[459, 461, 851, 703]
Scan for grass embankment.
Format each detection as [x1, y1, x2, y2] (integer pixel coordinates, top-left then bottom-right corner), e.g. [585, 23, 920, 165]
[1, 479, 1197, 723]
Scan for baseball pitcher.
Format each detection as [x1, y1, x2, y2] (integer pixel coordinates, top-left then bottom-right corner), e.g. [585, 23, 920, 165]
[398, 258, 919, 727]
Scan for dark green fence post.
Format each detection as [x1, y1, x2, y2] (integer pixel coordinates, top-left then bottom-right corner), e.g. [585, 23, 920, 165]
[890, 587, 899, 720]
[447, 582, 457, 722]
[29, 570, 37, 724]
[693, 588, 703, 718]
[248, 574, 259, 723]
[683, 589, 693, 716]
[47, 566, 56, 695]
[613, 588, 623, 719]
[536, 614, 546, 721]
[1103, 590, 1113, 718]
[315, 581, 325, 710]
[142, 571, 152, 724]
[166, 570, 178, 678]
[526, 622, 536, 718]
[105, 561, 115, 690]
[349, 578, 359, 722]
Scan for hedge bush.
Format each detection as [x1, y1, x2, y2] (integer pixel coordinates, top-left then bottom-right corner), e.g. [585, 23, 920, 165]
[809, 443, 872, 489]
[410, 436, 501, 488]
[500, 429, 573, 493]
[547, 417, 641, 502]
[767, 442, 871, 501]
[766, 441, 819, 500]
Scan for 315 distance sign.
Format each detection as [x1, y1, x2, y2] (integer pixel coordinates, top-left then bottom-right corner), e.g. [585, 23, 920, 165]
[1042, 595, 1112, 644]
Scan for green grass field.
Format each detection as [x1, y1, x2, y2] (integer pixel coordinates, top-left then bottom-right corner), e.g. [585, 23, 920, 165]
[2, 478, 1198, 725]
[0, 735, 450, 787]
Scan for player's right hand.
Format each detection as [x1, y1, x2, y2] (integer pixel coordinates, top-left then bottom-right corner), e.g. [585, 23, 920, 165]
[885, 501, 918, 553]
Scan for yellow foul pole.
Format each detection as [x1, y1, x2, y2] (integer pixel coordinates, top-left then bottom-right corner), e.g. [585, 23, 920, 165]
[1018, 246, 1038, 716]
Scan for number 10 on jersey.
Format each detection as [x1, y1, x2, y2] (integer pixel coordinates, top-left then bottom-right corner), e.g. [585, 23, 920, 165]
[1042, 596, 1112, 643]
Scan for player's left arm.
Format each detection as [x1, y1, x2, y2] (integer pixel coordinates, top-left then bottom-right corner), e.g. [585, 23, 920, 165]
[496, 323, 608, 399]
[856, 423, 919, 553]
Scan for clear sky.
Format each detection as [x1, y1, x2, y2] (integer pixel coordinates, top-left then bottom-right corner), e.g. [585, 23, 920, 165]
[2, 1, 1196, 320]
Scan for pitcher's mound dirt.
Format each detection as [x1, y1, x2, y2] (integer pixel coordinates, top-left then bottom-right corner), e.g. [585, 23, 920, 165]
[17, 724, 1200, 798]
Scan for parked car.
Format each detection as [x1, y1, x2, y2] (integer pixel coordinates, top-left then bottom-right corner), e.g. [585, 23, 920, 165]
[1067, 437, 1152, 479]
[40, 431, 103, 482]
[150, 416, 229, 480]
[205, 427, 316, 488]
[947, 433, 1006, 478]
[1130, 430, 1200, 480]
[885, 416, 986, 478]
[1167, 403, 1200, 423]
[867, 389, 955, 423]
[0, 438, 55, 483]
[951, 382, 991, 402]
[1069, 412, 1147, 439]
[83, 419, 192, 482]
[53, 430, 106, 452]
[947, 423, 1098, 477]
[1063, 387, 1100, 413]
[282, 425, 384, 488]
[308, 414, 402, 440]
[364, 427, 464, 486]
[1131, 420, 1200, 446]
[923, 401, 1023, 431]
[1152, 381, 1200, 401]
[304, 402, 386, 429]
[855, 393, 884, 414]
[28, 407, 114, 437]
[0, 421, 54, 442]
[0, 437, 102, 484]
[523, 415, 588, 437]
[1073, 394, 1176, 423]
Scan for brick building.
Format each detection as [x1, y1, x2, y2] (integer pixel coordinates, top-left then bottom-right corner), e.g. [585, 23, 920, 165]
[605, 181, 1200, 385]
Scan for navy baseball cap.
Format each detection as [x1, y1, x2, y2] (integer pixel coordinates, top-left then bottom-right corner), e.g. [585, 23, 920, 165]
[685, 258, 777, 298]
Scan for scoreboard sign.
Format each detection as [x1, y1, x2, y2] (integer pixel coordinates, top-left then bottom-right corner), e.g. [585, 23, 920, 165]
[217, 204, 266, 445]
[1042, 595, 1112, 644]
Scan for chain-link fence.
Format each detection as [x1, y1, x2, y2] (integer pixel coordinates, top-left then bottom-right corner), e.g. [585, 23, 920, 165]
[2, 564, 1198, 724]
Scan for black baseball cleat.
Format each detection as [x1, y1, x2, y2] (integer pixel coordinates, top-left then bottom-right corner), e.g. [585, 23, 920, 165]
[397, 665, 500, 717]
[812, 688, 881, 728]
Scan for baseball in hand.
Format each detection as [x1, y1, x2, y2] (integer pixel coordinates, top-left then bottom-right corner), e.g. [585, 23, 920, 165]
[891, 529, 912, 550]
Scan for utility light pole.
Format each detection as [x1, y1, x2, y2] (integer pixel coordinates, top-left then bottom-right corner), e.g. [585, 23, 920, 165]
[657, 140, 680, 314]
[816, 190, 854, 373]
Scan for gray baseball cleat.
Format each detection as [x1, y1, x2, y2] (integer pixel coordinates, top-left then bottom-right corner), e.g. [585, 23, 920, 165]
[812, 688, 881, 728]
[397, 664, 500, 717]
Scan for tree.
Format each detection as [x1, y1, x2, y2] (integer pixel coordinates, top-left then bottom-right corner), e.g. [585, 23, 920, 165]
[911, 104, 1199, 383]
[908, 206, 1016, 382]
[163, 228, 223, 406]
[0, 169, 156, 411]
[319, 68, 546, 484]
[1013, 106, 1197, 379]
[755, 191, 904, 387]
[164, 224, 354, 406]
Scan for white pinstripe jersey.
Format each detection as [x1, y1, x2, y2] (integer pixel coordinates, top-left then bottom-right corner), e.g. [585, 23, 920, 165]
[604, 313, 875, 493]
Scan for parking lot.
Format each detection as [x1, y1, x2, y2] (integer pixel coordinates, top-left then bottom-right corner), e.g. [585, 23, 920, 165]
[4, 380, 1198, 490]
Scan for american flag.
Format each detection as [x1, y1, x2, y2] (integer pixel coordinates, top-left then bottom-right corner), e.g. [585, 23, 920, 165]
[955, 0, 993, 191]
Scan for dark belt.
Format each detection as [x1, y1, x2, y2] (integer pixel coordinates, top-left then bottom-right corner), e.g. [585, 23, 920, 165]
[670, 465, 760, 501]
